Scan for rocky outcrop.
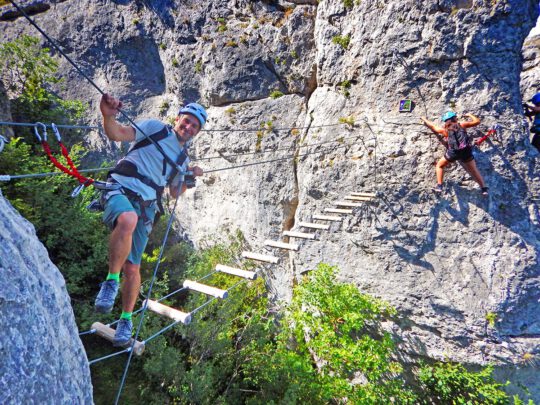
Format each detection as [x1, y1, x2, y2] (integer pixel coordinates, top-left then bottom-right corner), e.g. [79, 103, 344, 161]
[1, 0, 539, 400]
[0, 191, 93, 404]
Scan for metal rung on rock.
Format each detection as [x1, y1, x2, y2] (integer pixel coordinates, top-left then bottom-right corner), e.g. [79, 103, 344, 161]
[264, 240, 299, 251]
[283, 230, 316, 240]
[242, 251, 280, 264]
[351, 192, 377, 197]
[345, 196, 374, 201]
[312, 214, 342, 222]
[144, 299, 192, 325]
[216, 264, 257, 280]
[334, 201, 362, 207]
[183, 280, 228, 299]
[298, 221, 330, 230]
[325, 208, 353, 214]
[91, 322, 145, 356]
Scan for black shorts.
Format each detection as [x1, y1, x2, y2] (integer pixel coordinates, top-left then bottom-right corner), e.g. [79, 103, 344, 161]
[445, 146, 474, 163]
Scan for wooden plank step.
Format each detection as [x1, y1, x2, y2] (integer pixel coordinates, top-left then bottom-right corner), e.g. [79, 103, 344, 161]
[183, 280, 228, 299]
[324, 208, 353, 214]
[345, 196, 374, 201]
[91, 322, 145, 356]
[312, 214, 343, 222]
[264, 240, 299, 251]
[298, 221, 330, 230]
[242, 251, 280, 264]
[216, 264, 257, 280]
[144, 299, 192, 325]
[334, 201, 362, 208]
[351, 192, 377, 197]
[283, 230, 316, 240]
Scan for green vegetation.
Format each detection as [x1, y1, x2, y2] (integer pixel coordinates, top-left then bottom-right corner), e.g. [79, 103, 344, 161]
[159, 101, 169, 114]
[132, 18, 140, 25]
[418, 362, 513, 404]
[159, 43, 167, 50]
[343, 0, 354, 8]
[171, 57, 179, 68]
[194, 59, 203, 73]
[332, 33, 351, 50]
[270, 90, 284, 99]
[339, 115, 356, 126]
[486, 312, 497, 328]
[225, 40, 238, 47]
[0, 35, 86, 125]
[338, 79, 352, 97]
[0, 35, 528, 405]
[291, 49, 298, 59]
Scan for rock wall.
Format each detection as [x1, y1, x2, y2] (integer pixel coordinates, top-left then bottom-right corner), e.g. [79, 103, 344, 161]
[0, 191, 93, 403]
[1, 0, 539, 400]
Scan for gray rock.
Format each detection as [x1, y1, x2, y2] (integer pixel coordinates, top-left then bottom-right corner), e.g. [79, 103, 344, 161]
[0, 191, 93, 404]
[1, 0, 539, 400]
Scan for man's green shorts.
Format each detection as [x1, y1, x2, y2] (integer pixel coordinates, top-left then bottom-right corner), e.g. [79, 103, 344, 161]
[103, 193, 156, 265]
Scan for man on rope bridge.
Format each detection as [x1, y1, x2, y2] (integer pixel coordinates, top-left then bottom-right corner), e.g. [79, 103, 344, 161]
[94, 94, 206, 347]
[523, 92, 540, 153]
[421, 111, 489, 196]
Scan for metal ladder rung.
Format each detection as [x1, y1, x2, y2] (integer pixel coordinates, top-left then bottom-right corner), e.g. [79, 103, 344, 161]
[144, 299, 192, 325]
[216, 264, 257, 280]
[312, 214, 343, 222]
[264, 240, 299, 251]
[324, 208, 353, 214]
[345, 196, 374, 201]
[242, 251, 280, 264]
[298, 221, 330, 230]
[91, 322, 145, 356]
[351, 192, 377, 197]
[283, 230, 316, 240]
[183, 280, 228, 299]
[333, 201, 362, 207]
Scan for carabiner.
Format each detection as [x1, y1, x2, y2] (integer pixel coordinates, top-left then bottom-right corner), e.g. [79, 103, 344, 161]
[0, 134, 7, 153]
[51, 123, 62, 142]
[71, 183, 85, 198]
[34, 122, 47, 142]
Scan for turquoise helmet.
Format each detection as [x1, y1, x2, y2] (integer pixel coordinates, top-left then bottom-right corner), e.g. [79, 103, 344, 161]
[530, 93, 540, 105]
[179, 103, 207, 128]
[441, 111, 457, 122]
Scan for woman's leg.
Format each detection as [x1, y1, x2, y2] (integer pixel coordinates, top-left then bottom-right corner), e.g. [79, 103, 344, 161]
[462, 159, 486, 188]
[436, 157, 450, 185]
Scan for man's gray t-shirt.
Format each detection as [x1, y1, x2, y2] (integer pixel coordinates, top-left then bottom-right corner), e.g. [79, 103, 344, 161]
[111, 119, 190, 201]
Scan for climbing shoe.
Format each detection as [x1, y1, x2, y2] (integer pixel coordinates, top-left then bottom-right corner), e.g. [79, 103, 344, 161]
[94, 279, 119, 313]
[113, 318, 133, 347]
[481, 187, 489, 196]
[432, 184, 443, 194]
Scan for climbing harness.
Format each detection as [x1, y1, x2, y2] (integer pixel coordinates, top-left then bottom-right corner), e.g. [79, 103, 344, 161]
[34, 123, 95, 196]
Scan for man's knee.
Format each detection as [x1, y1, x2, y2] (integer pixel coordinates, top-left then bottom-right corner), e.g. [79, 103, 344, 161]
[123, 262, 141, 278]
[115, 211, 138, 233]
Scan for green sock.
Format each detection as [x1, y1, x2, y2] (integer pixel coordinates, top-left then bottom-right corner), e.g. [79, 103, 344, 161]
[120, 311, 132, 321]
[106, 272, 120, 282]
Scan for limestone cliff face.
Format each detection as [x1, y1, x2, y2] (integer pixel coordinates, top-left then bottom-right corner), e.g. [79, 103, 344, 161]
[1, 0, 539, 399]
[0, 191, 93, 404]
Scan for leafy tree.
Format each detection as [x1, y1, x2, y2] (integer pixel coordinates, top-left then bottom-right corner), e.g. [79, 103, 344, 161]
[417, 362, 517, 405]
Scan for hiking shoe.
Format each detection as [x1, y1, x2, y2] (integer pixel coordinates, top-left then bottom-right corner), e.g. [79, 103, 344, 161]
[481, 187, 489, 196]
[432, 184, 443, 194]
[113, 319, 133, 347]
[94, 279, 119, 313]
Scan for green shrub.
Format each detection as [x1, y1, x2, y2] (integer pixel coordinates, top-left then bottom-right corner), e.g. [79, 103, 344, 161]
[270, 90, 284, 99]
[332, 34, 351, 50]
[418, 362, 512, 404]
